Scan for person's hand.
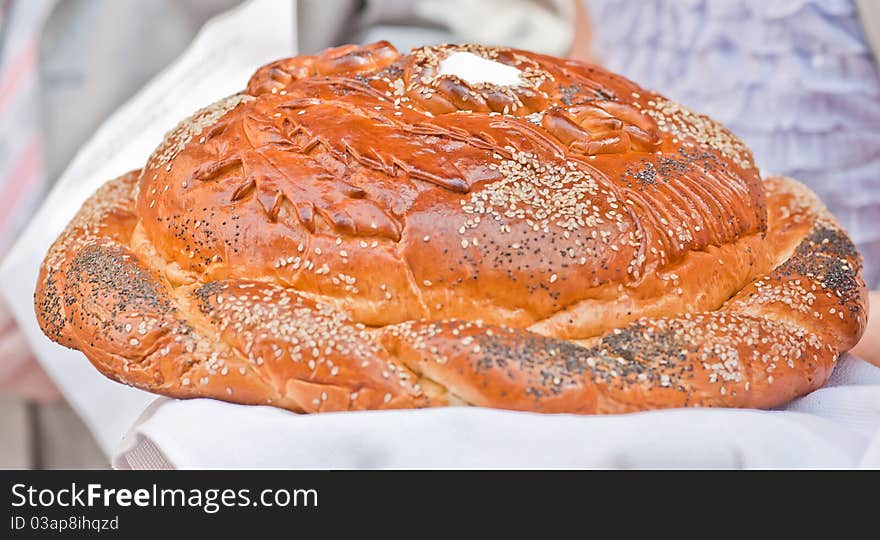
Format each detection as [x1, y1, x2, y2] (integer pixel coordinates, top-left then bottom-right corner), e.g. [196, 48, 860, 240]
[567, 0, 597, 63]
[0, 297, 61, 401]
[851, 290, 880, 367]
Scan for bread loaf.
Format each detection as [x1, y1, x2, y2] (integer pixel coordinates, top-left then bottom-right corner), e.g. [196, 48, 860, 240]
[35, 42, 868, 413]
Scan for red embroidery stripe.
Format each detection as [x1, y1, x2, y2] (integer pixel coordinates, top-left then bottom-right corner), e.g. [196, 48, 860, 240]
[0, 136, 43, 235]
[0, 40, 38, 112]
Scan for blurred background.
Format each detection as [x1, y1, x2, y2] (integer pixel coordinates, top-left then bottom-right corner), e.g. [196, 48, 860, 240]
[1, 0, 878, 468]
[0, 0, 245, 468]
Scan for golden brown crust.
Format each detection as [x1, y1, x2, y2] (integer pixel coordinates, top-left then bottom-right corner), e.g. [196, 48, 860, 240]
[134, 42, 766, 333]
[378, 176, 865, 413]
[34, 43, 868, 414]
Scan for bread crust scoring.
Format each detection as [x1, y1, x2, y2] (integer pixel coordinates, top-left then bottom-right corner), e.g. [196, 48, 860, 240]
[35, 43, 868, 413]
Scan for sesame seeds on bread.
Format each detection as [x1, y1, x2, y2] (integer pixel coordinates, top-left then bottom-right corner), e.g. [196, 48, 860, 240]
[35, 42, 867, 413]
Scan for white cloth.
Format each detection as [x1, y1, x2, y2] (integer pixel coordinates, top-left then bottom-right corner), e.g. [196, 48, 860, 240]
[2, 0, 880, 469]
[111, 355, 880, 469]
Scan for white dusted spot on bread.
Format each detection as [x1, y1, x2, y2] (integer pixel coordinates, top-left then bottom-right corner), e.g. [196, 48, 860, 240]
[438, 51, 524, 86]
[34, 42, 868, 417]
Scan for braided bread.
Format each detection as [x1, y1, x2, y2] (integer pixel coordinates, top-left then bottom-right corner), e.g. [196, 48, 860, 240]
[35, 42, 868, 414]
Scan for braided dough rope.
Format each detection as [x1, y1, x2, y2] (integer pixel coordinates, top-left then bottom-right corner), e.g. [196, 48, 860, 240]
[35, 172, 866, 414]
[34, 43, 867, 414]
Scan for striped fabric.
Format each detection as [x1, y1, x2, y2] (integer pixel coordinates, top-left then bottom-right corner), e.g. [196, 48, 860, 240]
[0, 0, 58, 401]
[0, 0, 54, 258]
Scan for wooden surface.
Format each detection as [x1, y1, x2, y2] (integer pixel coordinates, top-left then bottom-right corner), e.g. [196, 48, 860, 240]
[0, 394, 108, 469]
